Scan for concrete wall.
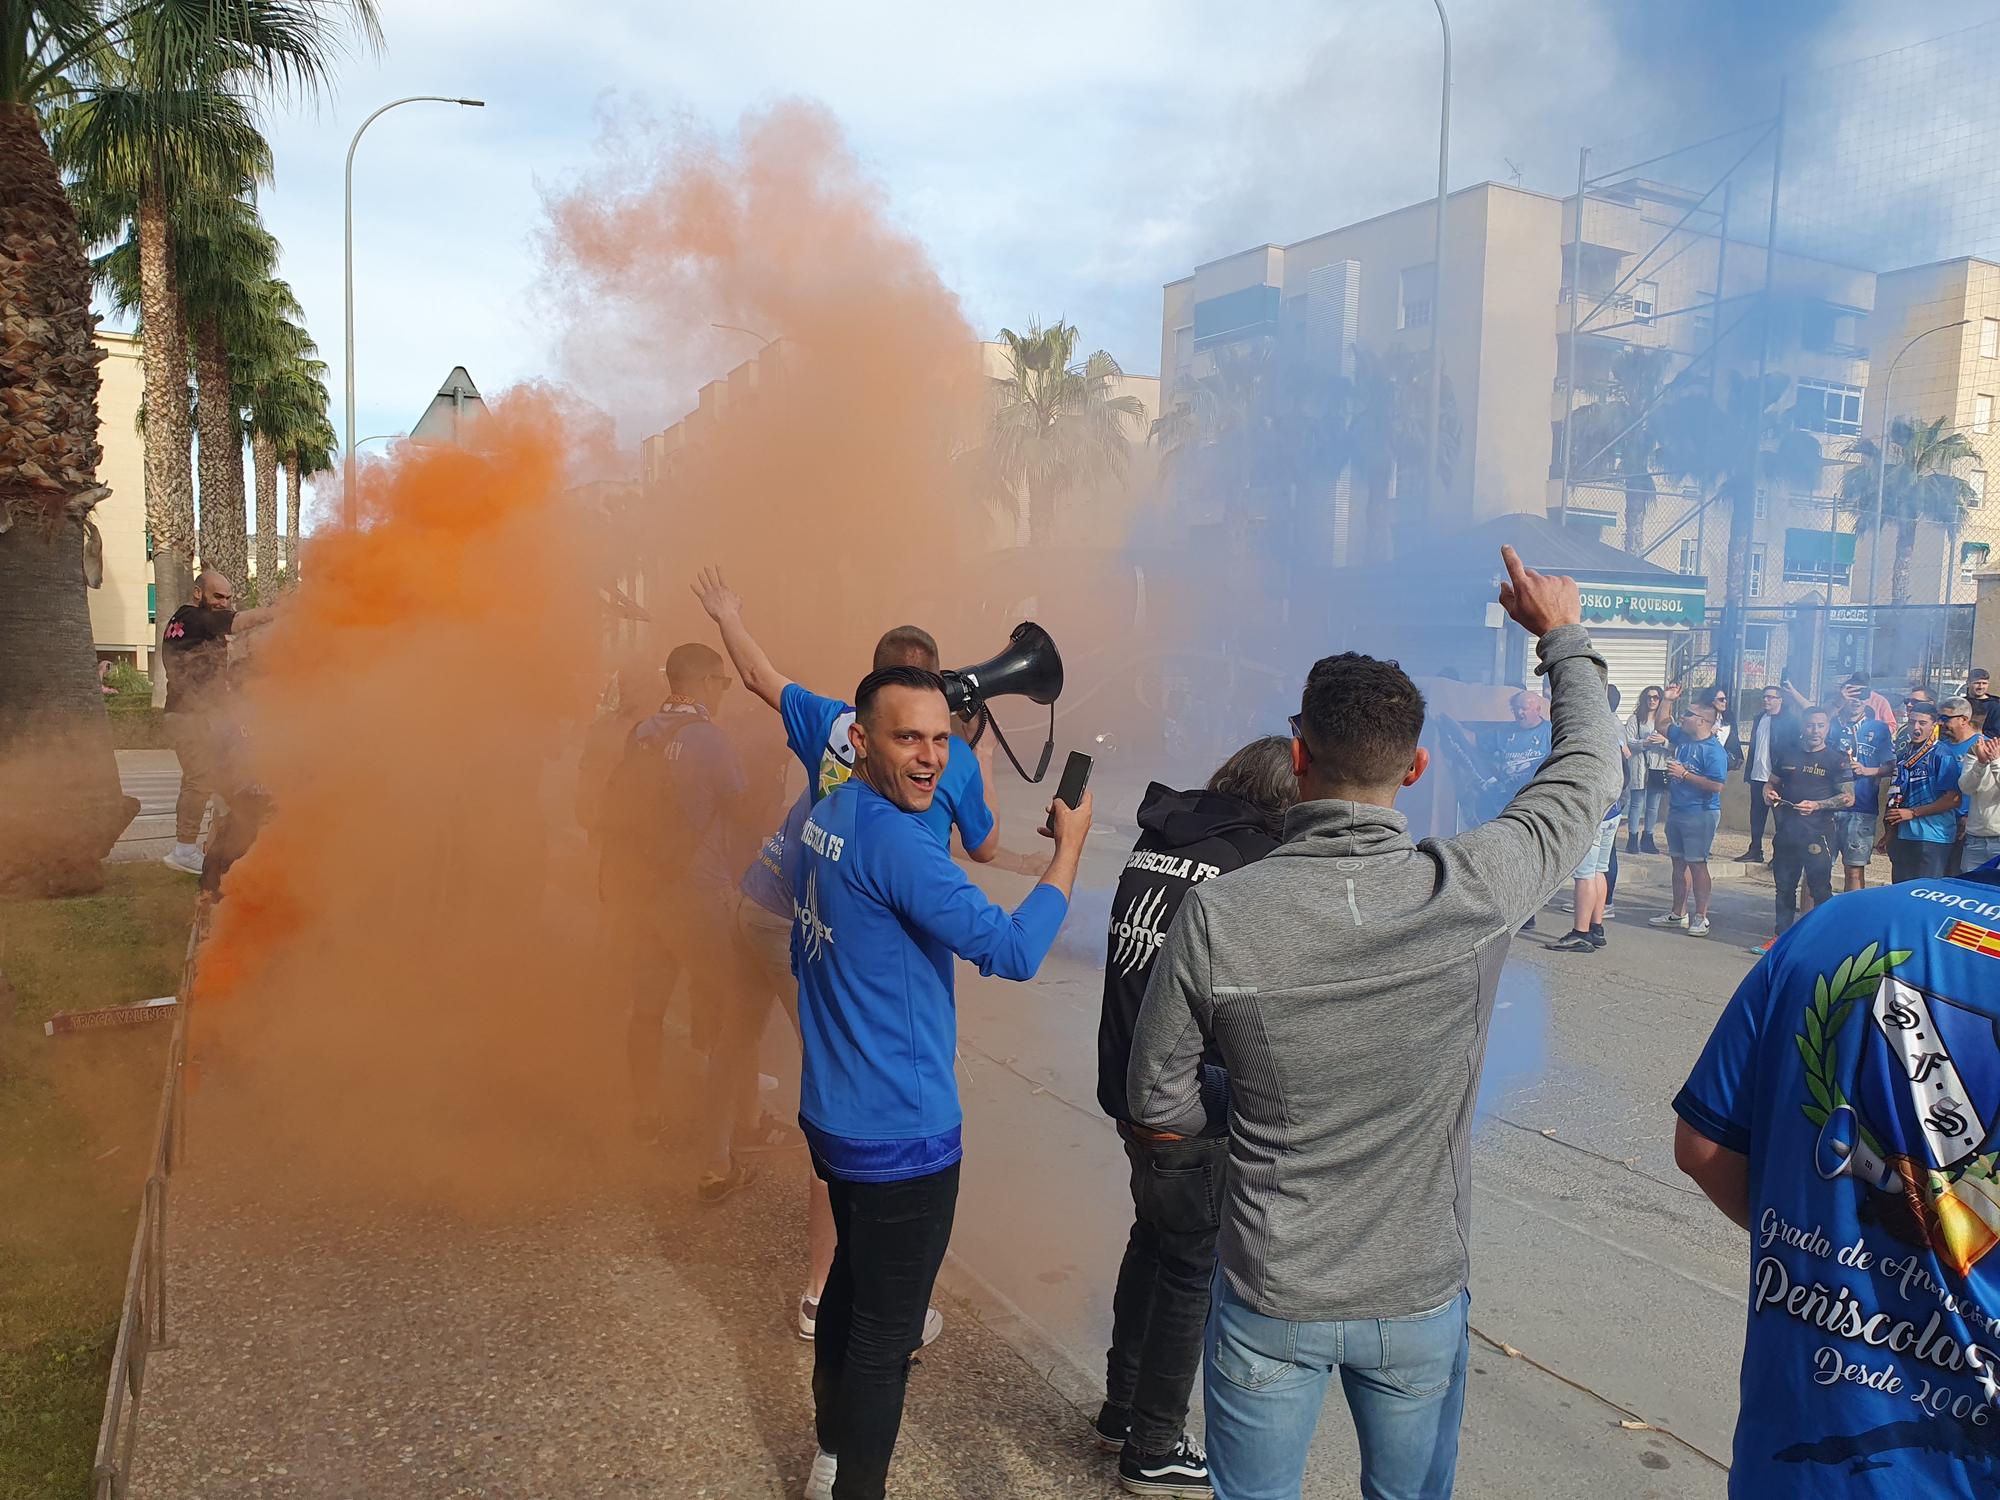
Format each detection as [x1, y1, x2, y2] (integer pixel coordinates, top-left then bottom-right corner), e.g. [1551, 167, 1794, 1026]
[88, 329, 153, 669]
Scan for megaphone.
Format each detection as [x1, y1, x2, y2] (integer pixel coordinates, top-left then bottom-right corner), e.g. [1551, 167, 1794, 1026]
[942, 622, 1065, 783]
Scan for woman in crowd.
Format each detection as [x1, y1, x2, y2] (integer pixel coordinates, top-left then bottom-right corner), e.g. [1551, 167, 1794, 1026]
[1625, 684, 1670, 854]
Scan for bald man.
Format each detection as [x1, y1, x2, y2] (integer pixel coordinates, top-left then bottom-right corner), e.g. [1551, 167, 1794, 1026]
[161, 572, 273, 874]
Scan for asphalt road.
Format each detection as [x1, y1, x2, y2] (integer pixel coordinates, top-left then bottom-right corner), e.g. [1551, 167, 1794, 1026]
[946, 783, 1784, 1499]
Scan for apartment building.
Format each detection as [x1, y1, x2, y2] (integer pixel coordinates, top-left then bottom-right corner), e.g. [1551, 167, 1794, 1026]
[1160, 181, 1564, 547]
[1859, 257, 2000, 604]
[87, 328, 154, 671]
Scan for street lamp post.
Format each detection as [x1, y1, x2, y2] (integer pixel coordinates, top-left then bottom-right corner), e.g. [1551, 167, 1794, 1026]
[1421, 0, 1452, 533]
[344, 95, 485, 527]
[1864, 317, 1969, 674]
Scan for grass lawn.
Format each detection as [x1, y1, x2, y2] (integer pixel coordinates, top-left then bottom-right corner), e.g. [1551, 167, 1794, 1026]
[0, 864, 195, 1500]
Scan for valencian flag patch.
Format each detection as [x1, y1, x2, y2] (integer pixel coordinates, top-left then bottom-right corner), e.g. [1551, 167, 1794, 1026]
[1939, 917, 2000, 961]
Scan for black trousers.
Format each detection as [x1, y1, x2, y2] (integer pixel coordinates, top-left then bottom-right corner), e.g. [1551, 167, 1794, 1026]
[1106, 1128, 1227, 1453]
[813, 1159, 960, 1500]
[1890, 837, 1953, 883]
[1771, 833, 1833, 935]
[1746, 782, 1771, 854]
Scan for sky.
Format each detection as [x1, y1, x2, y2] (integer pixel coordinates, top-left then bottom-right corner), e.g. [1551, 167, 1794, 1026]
[212, 0, 2000, 482]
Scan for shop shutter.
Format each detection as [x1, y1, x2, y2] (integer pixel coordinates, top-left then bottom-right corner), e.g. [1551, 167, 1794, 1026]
[1590, 630, 1671, 713]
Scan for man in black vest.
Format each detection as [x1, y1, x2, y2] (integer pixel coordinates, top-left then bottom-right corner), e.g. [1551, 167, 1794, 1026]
[1091, 738, 1297, 1498]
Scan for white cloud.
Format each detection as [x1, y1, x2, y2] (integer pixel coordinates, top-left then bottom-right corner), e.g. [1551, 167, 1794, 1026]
[249, 0, 2000, 486]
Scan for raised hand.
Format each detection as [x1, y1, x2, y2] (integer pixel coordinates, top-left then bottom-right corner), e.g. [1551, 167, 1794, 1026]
[690, 565, 742, 622]
[1495, 545, 1583, 638]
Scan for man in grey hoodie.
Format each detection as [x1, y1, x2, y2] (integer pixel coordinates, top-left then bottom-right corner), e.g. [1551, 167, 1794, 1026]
[1127, 546, 1621, 1500]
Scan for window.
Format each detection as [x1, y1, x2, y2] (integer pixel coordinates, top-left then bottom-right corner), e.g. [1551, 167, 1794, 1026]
[1754, 486, 1769, 521]
[1749, 543, 1768, 598]
[1399, 263, 1436, 331]
[1983, 319, 1999, 359]
[1977, 394, 1994, 435]
[1973, 470, 1988, 508]
[1679, 538, 1701, 575]
[1633, 280, 1657, 326]
[1796, 378, 1864, 437]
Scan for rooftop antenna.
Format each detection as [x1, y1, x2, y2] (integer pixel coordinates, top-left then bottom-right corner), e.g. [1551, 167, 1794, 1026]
[1503, 157, 1523, 187]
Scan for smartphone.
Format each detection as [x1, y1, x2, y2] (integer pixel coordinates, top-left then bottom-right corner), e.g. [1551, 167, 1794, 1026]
[1044, 750, 1093, 834]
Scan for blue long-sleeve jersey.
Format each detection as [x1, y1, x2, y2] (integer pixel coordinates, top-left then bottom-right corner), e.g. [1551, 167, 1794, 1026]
[792, 778, 1068, 1181]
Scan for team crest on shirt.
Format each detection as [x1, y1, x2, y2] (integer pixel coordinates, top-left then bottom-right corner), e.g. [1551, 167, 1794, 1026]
[817, 710, 858, 796]
[1801, 943, 2000, 1276]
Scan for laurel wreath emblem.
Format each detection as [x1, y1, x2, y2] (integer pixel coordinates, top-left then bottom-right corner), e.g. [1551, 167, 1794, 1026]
[1796, 942, 1912, 1144]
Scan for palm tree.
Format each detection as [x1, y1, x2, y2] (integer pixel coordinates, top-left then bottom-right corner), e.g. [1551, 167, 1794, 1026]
[284, 413, 334, 578]
[241, 310, 321, 585]
[0, 1, 133, 893]
[180, 191, 281, 590]
[986, 320, 1146, 545]
[1563, 346, 1686, 552]
[1344, 346, 1460, 563]
[49, 0, 380, 667]
[1840, 415, 1978, 605]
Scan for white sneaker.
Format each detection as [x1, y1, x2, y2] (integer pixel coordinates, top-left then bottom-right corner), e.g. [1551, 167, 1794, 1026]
[1688, 914, 1712, 937]
[920, 1306, 943, 1347]
[805, 1450, 837, 1500]
[798, 1294, 819, 1342]
[1648, 912, 1688, 929]
[162, 842, 204, 875]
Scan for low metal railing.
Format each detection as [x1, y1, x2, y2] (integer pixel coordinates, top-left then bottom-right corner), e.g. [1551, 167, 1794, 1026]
[90, 917, 200, 1500]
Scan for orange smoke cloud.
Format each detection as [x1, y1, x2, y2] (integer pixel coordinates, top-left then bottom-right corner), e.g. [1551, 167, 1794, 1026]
[193, 102, 1013, 1205]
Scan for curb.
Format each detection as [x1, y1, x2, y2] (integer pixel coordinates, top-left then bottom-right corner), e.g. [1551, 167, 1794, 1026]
[934, 1250, 1102, 1418]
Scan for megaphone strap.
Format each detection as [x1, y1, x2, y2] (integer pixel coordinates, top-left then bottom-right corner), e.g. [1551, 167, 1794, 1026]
[979, 701, 1056, 785]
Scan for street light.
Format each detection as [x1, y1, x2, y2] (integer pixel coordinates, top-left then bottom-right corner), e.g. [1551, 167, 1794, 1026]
[343, 95, 485, 527]
[1421, 0, 1452, 532]
[1864, 317, 1969, 674]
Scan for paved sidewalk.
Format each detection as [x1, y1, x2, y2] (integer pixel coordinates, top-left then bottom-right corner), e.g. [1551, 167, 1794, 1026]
[129, 1082, 1107, 1500]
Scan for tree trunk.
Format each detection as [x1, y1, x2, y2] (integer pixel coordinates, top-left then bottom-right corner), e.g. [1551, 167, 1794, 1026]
[137, 180, 196, 704]
[284, 451, 301, 580]
[1892, 518, 1916, 606]
[252, 430, 279, 591]
[1026, 472, 1055, 547]
[0, 103, 134, 894]
[193, 312, 247, 590]
[1623, 477, 1654, 554]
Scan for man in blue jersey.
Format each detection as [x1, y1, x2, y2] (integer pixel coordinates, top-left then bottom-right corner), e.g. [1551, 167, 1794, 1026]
[691, 566, 1005, 865]
[1674, 861, 2000, 1498]
[1829, 690, 1895, 892]
[788, 665, 1091, 1500]
[598, 642, 757, 1198]
[1648, 685, 1731, 937]
[1882, 701, 1968, 883]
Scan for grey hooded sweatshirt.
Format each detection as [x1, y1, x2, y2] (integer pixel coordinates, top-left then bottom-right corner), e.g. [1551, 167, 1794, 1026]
[1127, 624, 1623, 1323]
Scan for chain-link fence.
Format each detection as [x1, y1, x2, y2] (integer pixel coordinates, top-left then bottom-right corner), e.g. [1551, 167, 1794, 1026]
[1563, 21, 2000, 697]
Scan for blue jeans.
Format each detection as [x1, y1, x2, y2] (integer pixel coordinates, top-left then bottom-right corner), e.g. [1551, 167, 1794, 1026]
[1965, 834, 2000, 874]
[1204, 1276, 1470, 1500]
[1625, 783, 1664, 838]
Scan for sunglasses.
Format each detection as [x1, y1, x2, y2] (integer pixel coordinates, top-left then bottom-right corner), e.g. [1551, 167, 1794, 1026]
[1288, 714, 1311, 763]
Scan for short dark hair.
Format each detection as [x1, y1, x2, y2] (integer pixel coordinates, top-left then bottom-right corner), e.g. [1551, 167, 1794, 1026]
[1804, 707, 1831, 724]
[854, 665, 947, 724]
[1295, 653, 1426, 788]
[1907, 700, 1937, 718]
[1972, 667, 1991, 682]
[1845, 672, 1871, 689]
[1206, 737, 1298, 833]
[873, 626, 940, 672]
[664, 641, 723, 693]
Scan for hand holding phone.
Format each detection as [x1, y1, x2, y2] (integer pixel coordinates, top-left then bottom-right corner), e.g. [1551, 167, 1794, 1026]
[1043, 750, 1094, 837]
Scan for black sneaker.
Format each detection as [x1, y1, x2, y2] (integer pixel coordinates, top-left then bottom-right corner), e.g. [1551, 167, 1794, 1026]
[1091, 1401, 1131, 1454]
[696, 1159, 760, 1204]
[1546, 930, 1597, 953]
[1640, 833, 1661, 855]
[1517, 916, 1537, 934]
[1119, 1434, 1212, 1497]
[1587, 924, 1608, 949]
[1734, 848, 1766, 865]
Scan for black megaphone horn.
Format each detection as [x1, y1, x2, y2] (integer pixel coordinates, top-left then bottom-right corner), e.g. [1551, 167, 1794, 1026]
[942, 622, 1064, 783]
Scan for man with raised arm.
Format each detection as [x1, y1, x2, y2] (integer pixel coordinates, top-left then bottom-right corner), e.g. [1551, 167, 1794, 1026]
[1128, 546, 1623, 1499]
